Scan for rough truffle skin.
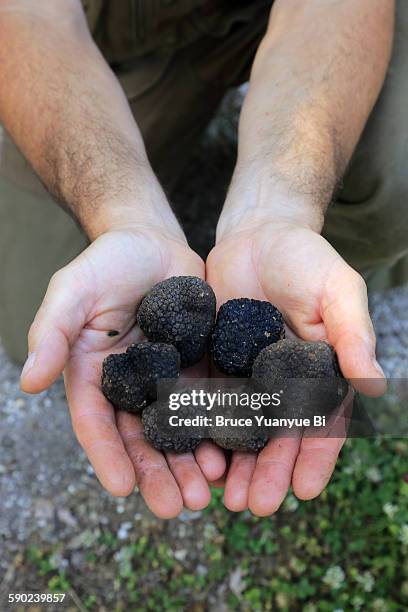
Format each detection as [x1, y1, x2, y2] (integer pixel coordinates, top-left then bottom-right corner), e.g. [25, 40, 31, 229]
[142, 401, 206, 453]
[212, 299, 285, 376]
[213, 435, 268, 453]
[210, 415, 268, 452]
[137, 276, 216, 368]
[253, 339, 342, 379]
[102, 343, 180, 414]
[208, 383, 269, 452]
[252, 339, 347, 419]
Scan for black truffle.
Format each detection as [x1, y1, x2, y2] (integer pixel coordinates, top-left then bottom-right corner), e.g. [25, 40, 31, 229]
[137, 276, 216, 368]
[102, 342, 180, 414]
[142, 400, 206, 453]
[208, 382, 269, 451]
[209, 406, 269, 452]
[252, 339, 347, 419]
[212, 298, 285, 376]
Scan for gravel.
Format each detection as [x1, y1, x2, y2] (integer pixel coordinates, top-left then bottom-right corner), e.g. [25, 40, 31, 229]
[369, 286, 408, 378]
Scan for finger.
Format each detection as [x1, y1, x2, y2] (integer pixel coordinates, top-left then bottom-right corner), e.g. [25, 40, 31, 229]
[224, 452, 257, 512]
[306, 386, 353, 440]
[321, 266, 386, 397]
[292, 436, 345, 500]
[165, 452, 211, 511]
[292, 391, 352, 499]
[64, 359, 136, 498]
[208, 451, 232, 489]
[248, 436, 301, 516]
[209, 476, 226, 489]
[21, 267, 87, 393]
[194, 440, 227, 482]
[117, 411, 183, 519]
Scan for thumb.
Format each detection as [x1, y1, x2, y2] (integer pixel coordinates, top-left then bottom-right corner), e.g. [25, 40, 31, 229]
[321, 266, 386, 398]
[20, 266, 88, 393]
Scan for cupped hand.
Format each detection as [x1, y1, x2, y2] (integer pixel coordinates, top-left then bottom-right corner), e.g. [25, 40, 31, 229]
[207, 219, 386, 515]
[21, 227, 225, 517]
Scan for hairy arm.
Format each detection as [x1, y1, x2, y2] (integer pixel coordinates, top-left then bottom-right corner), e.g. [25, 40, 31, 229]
[0, 0, 179, 240]
[208, 0, 393, 514]
[218, 0, 395, 237]
[0, 1, 225, 513]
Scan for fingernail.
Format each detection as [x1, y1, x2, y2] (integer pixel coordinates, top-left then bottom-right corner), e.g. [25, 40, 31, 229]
[21, 352, 36, 379]
[373, 359, 385, 378]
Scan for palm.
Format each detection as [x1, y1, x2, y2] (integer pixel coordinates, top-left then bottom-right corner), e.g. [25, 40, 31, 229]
[210, 224, 342, 328]
[22, 229, 225, 517]
[207, 222, 383, 515]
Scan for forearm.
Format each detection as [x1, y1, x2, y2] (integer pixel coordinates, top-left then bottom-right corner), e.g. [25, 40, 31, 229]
[0, 0, 179, 240]
[218, 0, 394, 238]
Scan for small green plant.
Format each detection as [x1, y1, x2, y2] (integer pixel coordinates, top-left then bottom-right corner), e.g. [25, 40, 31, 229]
[23, 438, 407, 611]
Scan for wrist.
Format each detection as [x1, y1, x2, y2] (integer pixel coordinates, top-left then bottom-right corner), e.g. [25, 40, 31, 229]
[216, 161, 325, 242]
[78, 173, 185, 243]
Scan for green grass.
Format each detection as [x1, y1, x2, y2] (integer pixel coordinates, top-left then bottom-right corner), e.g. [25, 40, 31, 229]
[24, 438, 408, 611]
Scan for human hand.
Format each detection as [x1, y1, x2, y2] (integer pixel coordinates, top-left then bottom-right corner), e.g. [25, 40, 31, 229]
[207, 217, 386, 515]
[20, 227, 225, 517]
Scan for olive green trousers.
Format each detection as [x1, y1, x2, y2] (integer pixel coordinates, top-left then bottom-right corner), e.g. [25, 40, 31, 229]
[1, 0, 408, 364]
